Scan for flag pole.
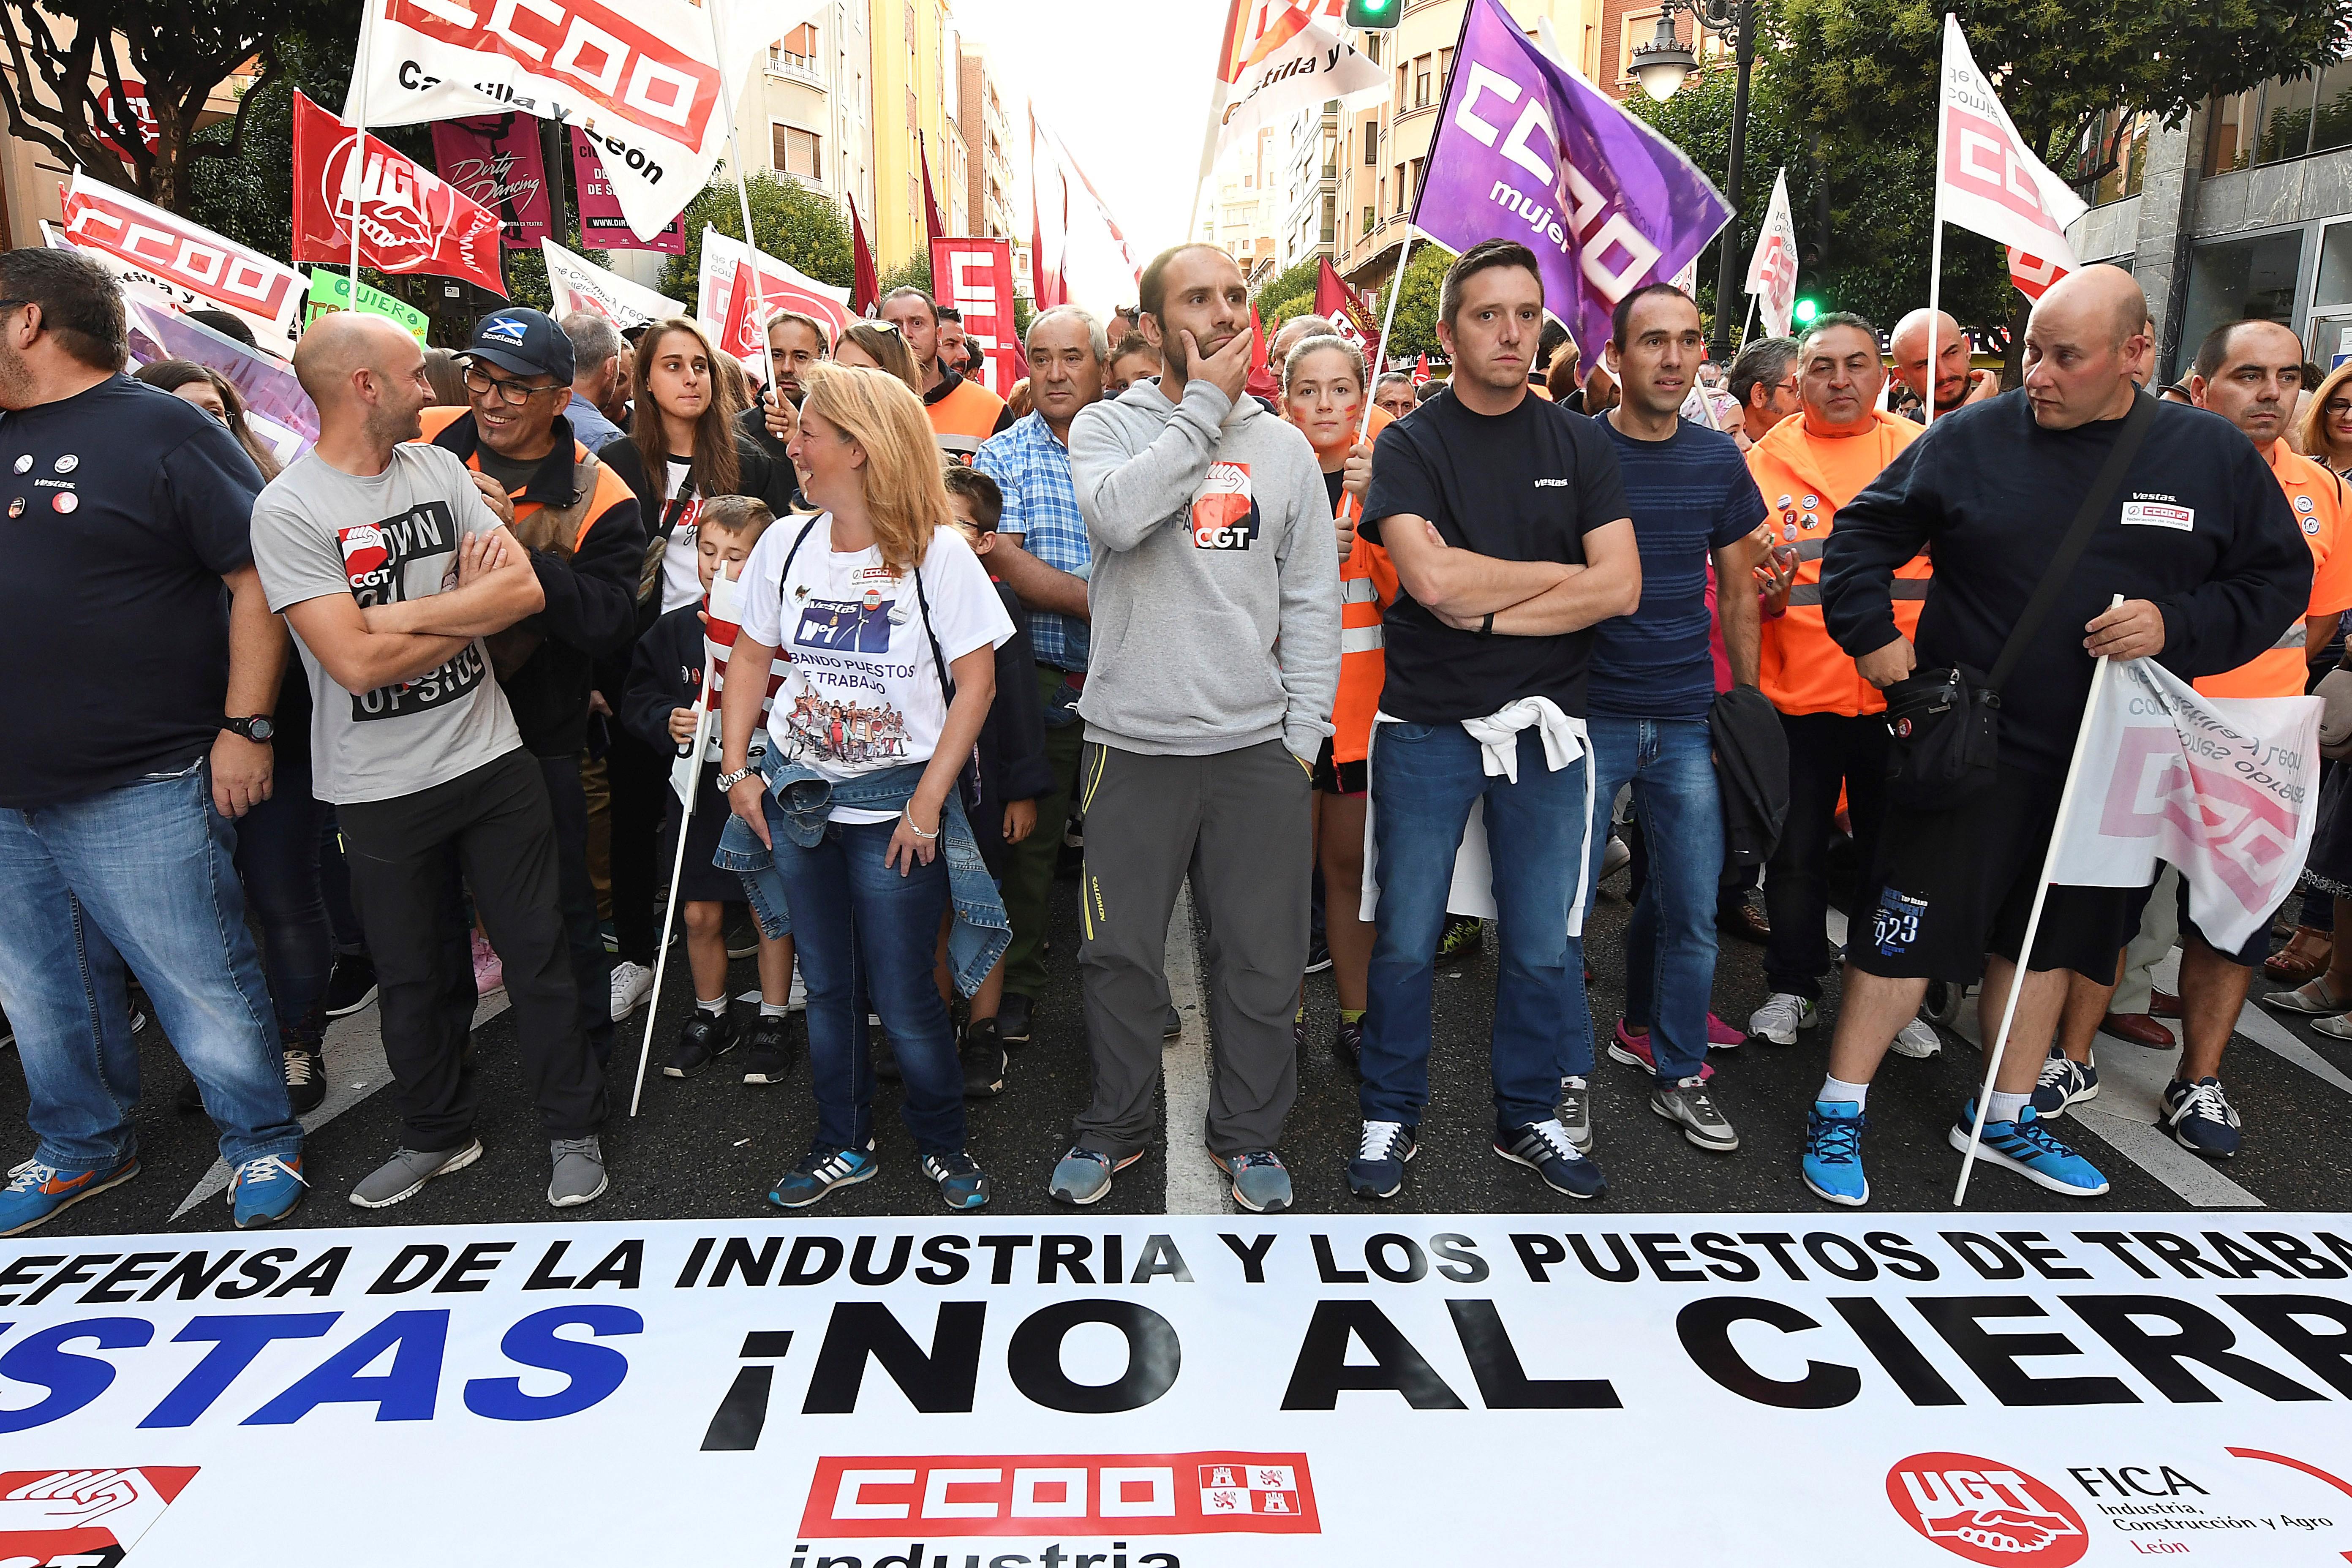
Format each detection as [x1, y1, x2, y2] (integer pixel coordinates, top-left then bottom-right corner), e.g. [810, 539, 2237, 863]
[1924, 14, 1952, 426]
[348, 11, 370, 295]
[629, 666, 719, 1117]
[1740, 293, 1759, 352]
[1357, 231, 1415, 443]
[704, 0, 778, 394]
[1953, 593, 2126, 1204]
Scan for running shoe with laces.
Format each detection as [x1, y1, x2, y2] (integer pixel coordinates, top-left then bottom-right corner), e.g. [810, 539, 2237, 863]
[769, 1143, 877, 1209]
[959, 1016, 1007, 1097]
[609, 960, 655, 1021]
[1947, 1100, 2110, 1196]
[323, 950, 378, 1017]
[1333, 1017, 1363, 1076]
[740, 1013, 795, 1084]
[229, 1152, 307, 1228]
[1747, 992, 1816, 1045]
[283, 1043, 327, 1115]
[548, 1136, 608, 1208]
[1801, 1101, 1868, 1206]
[2030, 1045, 2100, 1118]
[1606, 1021, 1714, 1082]
[2161, 1076, 2241, 1157]
[922, 1150, 991, 1210]
[0, 1153, 139, 1236]
[1049, 1144, 1141, 1206]
[1890, 1017, 1944, 1059]
[1436, 914, 1484, 963]
[1347, 1120, 1417, 1199]
[1554, 1075, 1594, 1154]
[1651, 1078, 1739, 1152]
[1304, 939, 1332, 975]
[664, 1009, 739, 1078]
[1494, 1119, 1606, 1198]
[1210, 1148, 1294, 1213]
[349, 1139, 481, 1209]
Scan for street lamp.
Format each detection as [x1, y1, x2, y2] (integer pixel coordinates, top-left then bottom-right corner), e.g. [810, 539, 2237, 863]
[1630, 0, 1756, 364]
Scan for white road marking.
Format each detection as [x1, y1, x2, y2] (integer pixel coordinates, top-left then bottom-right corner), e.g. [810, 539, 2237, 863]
[1162, 880, 1230, 1216]
[2148, 949, 2352, 1098]
[172, 991, 513, 1218]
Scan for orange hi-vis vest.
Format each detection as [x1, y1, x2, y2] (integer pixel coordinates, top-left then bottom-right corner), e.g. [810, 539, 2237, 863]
[926, 374, 1008, 463]
[1746, 409, 1926, 717]
[1334, 490, 1399, 765]
[2197, 441, 2352, 700]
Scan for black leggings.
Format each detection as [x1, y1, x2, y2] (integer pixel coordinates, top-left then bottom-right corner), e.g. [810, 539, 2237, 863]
[233, 739, 332, 1040]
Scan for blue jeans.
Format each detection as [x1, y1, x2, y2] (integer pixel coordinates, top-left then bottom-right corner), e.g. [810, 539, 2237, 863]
[764, 799, 965, 1157]
[1575, 717, 1723, 1084]
[234, 738, 331, 1044]
[0, 763, 301, 1170]
[1362, 724, 1591, 1131]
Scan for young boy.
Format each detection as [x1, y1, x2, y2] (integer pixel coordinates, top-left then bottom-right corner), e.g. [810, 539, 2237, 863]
[940, 466, 1053, 1094]
[622, 496, 799, 1083]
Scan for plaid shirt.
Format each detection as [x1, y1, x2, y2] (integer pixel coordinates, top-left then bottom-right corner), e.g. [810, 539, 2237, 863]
[974, 411, 1090, 670]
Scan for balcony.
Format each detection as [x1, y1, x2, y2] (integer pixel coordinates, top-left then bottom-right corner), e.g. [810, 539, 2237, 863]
[767, 49, 823, 86]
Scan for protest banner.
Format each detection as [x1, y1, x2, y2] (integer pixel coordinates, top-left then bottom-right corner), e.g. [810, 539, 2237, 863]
[932, 237, 1021, 395]
[1194, 2, 1385, 234]
[1745, 166, 1800, 341]
[1312, 256, 1381, 370]
[55, 173, 304, 354]
[2, 1210, 2349, 1564]
[573, 130, 685, 255]
[541, 239, 686, 333]
[303, 267, 432, 342]
[431, 114, 553, 248]
[120, 300, 319, 465]
[695, 226, 855, 362]
[292, 92, 506, 295]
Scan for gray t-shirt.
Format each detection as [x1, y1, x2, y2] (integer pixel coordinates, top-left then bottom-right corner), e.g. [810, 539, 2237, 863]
[251, 444, 523, 804]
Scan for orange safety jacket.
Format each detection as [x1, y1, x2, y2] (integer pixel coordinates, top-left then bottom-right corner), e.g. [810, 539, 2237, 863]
[925, 373, 1010, 463]
[1334, 490, 1399, 765]
[2196, 441, 2352, 699]
[1746, 409, 1927, 717]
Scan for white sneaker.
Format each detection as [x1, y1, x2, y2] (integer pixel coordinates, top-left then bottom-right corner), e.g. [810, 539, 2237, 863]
[1747, 993, 1816, 1045]
[1600, 835, 1632, 881]
[609, 961, 655, 1021]
[1890, 1017, 1943, 1059]
[789, 968, 808, 1012]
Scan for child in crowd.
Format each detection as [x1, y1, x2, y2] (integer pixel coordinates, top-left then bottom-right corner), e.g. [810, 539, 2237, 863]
[939, 466, 1053, 1095]
[623, 496, 799, 1084]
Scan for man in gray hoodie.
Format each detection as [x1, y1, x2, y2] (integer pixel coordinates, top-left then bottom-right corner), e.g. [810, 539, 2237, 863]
[1051, 243, 1340, 1214]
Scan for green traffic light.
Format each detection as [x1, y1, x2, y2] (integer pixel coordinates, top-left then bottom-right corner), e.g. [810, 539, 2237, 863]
[1792, 297, 1821, 326]
[1345, 0, 1399, 27]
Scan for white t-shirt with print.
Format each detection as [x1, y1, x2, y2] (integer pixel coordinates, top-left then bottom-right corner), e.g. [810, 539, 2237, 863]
[658, 456, 705, 614]
[739, 513, 1014, 822]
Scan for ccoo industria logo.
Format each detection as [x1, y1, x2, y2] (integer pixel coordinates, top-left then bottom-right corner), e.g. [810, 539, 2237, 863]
[0, 1467, 199, 1565]
[800, 1452, 1319, 1539]
[1885, 1452, 2087, 1566]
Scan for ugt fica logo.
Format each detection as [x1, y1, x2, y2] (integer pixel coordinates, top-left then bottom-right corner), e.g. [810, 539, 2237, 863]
[0, 1467, 198, 1565]
[1886, 1452, 2086, 1566]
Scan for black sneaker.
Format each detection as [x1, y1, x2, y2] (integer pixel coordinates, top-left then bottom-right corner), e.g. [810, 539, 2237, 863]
[1333, 1017, 1363, 1076]
[1304, 939, 1332, 975]
[175, 1075, 204, 1113]
[960, 1016, 1007, 1097]
[663, 1009, 739, 1078]
[283, 1045, 327, 1115]
[1437, 913, 1484, 963]
[740, 1013, 795, 1084]
[997, 992, 1034, 1046]
[323, 951, 378, 1017]
[724, 910, 760, 960]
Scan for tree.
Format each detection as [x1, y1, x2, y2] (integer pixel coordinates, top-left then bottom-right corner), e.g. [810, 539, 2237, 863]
[661, 171, 854, 300]
[1251, 256, 1323, 327]
[0, 0, 358, 213]
[1372, 242, 1456, 363]
[877, 252, 932, 301]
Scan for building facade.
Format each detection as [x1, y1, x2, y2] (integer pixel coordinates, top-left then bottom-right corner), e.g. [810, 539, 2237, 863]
[746, 2, 876, 232]
[869, 0, 968, 270]
[1275, 102, 1341, 275]
[958, 44, 1019, 240]
[1198, 124, 1282, 286]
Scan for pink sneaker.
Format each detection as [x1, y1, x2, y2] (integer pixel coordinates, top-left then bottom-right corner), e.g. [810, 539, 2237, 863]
[471, 931, 504, 997]
[1607, 1020, 1714, 1081]
[1707, 1013, 1744, 1048]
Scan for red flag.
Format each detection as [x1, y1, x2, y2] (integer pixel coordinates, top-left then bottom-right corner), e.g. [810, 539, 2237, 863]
[718, 258, 765, 371]
[931, 237, 1021, 395]
[1244, 305, 1277, 401]
[1411, 352, 1430, 387]
[292, 91, 504, 295]
[1313, 256, 1383, 368]
[920, 132, 946, 253]
[2007, 246, 2068, 301]
[849, 199, 880, 317]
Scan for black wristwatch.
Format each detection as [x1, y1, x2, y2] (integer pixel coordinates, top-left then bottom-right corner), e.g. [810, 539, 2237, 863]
[1479, 612, 1495, 637]
[222, 715, 276, 744]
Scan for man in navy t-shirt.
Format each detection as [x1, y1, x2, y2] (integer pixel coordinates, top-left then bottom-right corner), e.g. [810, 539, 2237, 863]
[1580, 284, 1767, 1157]
[0, 249, 306, 1235]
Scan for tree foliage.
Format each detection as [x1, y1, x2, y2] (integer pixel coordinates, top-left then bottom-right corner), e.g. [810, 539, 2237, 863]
[1372, 242, 1456, 363]
[1251, 256, 1323, 328]
[661, 170, 854, 300]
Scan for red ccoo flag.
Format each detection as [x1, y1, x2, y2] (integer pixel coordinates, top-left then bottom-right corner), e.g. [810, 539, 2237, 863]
[849, 198, 880, 317]
[1313, 255, 1383, 368]
[291, 90, 504, 295]
[717, 258, 763, 371]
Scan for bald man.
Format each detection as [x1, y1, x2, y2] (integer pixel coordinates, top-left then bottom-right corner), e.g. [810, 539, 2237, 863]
[254, 312, 615, 1214]
[1803, 265, 2308, 1208]
[1270, 313, 1338, 368]
[1889, 308, 1998, 422]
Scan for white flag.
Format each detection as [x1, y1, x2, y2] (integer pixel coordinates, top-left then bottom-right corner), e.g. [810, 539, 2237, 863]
[1743, 166, 1799, 339]
[541, 239, 684, 332]
[1935, 15, 2086, 267]
[2047, 659, 2321, 955]
[54, 174, 304, 354]
[694, 226, 854, 365]
[1201, 1, 1386, 188]
[346, 0, 820, 243]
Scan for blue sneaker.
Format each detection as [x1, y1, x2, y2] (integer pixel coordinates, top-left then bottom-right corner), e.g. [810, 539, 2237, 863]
[0, 1153, 139, 1236]
[1493, 1120, 1607, 1199]
[921, 1150, 991, 1210]
[1048, 1145, 1141, 1206]
[1210, 1149, 1294, 1213]
[768, 1143, 877, 1209]
[1348, 1120, 1417, 1200]
[1948, 1101, 2110, 1196]
[2030, 1046, 2100, 1119]
[229, 1153, 308, 1228]
[1801, 1101, 1869, 1206]
[2161, 1077, 2241, 1157]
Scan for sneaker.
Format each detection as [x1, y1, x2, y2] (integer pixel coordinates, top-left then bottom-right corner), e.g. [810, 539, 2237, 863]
[769, 1143, 877, 1209]
[174, 1074, 204, 1114]
[323, 951, 378, 1017]
[1600, 834, 1632, 882]
[997, 992, 1034, 1046]
[129, 1002, 148, 1035]
[1747, 992, 1816, 1045]
[1333, 1016, 1363, 1075]
[1947, 1101, 2110, 1196]
[1304, 939, 1332, 975]
[2161, 1076, 2242, 1158]
[2030, 1046, 2100, 1118]
[1606, 1021, 1715, 1082]
[0, 1154, 139, 1236]
[740, 1013, 795, 1084]
[922, 1150, 991, 1210]
[548, 1136, 608, 1208]
[1801, 1101, 1869, 1206]
[1049, 1145, 1140, 1206]
[1494, 1120, 1607, 1199]
[1890, 1017, 1944, 1059]
[1347, 1120, 1416, 1199]
[724, 912, 760, 960]
[284, 1044, 327, 1115]
[1167, 1004, 1185, 1040]
[1436, 913, 1484, 962]
[1211, 1149, 1294, 1213]
[471, 931, 504, 996]
[609, 960, 655, 1021]
[229, 1153, 307, 1228]
[1651, 1078, 1739, 1152]
[1291, 1004, 1305, 1048]
[959, 1016, 1007, 1097]
[663, 1009, 739, 1078]
[1555, 1075, 1594, 1154]
[1705, 1013, 1745, 1049]
[349, 1140, 482, 1209]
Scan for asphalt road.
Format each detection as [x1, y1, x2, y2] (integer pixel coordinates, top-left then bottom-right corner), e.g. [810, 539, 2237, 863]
[9, 850, 2348, 1236]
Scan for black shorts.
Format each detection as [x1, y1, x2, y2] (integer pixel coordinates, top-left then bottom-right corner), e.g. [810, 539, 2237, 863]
[660, 762, 744, 906]
[1846, 766, 2139, 985]
[1312, 735, 1367, 797]
[2124, 865, 2270, 967]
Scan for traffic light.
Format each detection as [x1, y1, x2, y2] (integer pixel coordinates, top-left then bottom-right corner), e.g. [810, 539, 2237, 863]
[1346, 0, 1401, 28]
[1792, 296, 1821, 327]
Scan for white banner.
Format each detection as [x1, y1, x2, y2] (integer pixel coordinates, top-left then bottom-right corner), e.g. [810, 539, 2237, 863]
[541, 238, 685, 332]
[2047, 658, 2321, 954]
[2, 1211, 2350, 1564]
[54, 173, 304, 354]
[694, 226, 855, 359]
[1936, 15, 2086, 267]
[345, 0, 821, 243]
[1744, 166, 1799, 340]
[1201, 2, 1386, 189]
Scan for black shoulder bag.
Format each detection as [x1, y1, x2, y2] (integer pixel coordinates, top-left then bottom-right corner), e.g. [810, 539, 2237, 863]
[1881, 391, 2157, 811]
[909, 545, 985, 813]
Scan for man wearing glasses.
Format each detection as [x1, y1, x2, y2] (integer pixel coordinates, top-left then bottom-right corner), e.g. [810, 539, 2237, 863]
[1726, 336, 1802, 450]
[419, 308, 646, 1078]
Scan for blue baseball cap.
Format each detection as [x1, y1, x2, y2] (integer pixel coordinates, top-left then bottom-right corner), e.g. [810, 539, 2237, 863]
[467, 307, 574, 384]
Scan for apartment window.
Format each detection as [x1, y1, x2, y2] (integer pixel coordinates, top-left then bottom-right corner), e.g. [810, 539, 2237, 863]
[1320, 194, 1336, 244]
[773, 124, 822, 180]
[1377, 179, 1386, 217]
[1395, 63, 1407, 105]
[1415, 54, 1432, 108]
[1364, 33, 1380, 65]
[1393, 162, 1405, 213]
[1438, 47, 1453, 94]
[2072, 109, 2149, 208]
[2205, 57, 2352, 174]
[1407, 156, 1423, 208]
[2183, 231, 2304, 359]
[1364, 204, 1376, 234]
[906, 87, 916, 131]
[1364, 115, 1379, 164]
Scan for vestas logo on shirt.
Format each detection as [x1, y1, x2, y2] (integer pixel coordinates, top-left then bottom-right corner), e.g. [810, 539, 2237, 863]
[1190, 462, 1259, 550]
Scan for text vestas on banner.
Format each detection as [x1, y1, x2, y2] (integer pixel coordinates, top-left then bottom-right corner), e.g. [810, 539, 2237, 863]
[1936, 15, 2087, 270]
[932, 237, 1021, 394]
[1744, 166, 1799, 340]
[541, 238, 685, 332]
[56, 172, 305, 353]
[1201, 1, 1386, 189]
[292, 92, 505, 294]
[1416, 0, 1731, 371]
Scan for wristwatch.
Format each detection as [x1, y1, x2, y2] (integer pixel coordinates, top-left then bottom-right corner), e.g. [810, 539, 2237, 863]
[222, 715, 276, 743]
[716, 765, 758, 791]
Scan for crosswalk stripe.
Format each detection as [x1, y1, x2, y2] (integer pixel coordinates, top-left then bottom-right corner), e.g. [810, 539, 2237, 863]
[1162, 881, 1229, 1216]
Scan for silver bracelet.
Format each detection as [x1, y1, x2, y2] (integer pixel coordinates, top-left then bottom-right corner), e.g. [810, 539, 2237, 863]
[901, 807, 940, 839]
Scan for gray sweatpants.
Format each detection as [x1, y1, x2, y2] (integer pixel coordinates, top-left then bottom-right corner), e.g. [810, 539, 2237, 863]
[1074, 738, 1311, 1159]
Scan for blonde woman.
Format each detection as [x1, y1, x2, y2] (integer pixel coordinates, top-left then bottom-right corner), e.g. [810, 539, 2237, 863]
[833, 321, 923, 391]
[717, 363, 1013, 1211]
[2300, 362, 2352, 477]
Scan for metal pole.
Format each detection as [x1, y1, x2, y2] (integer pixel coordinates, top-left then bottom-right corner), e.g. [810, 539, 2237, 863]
[539, 114, 569, 243]
[1707, 0, 1755, 362]
[1357, 232, 1415, 442]
[705, 0, 778, 392]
